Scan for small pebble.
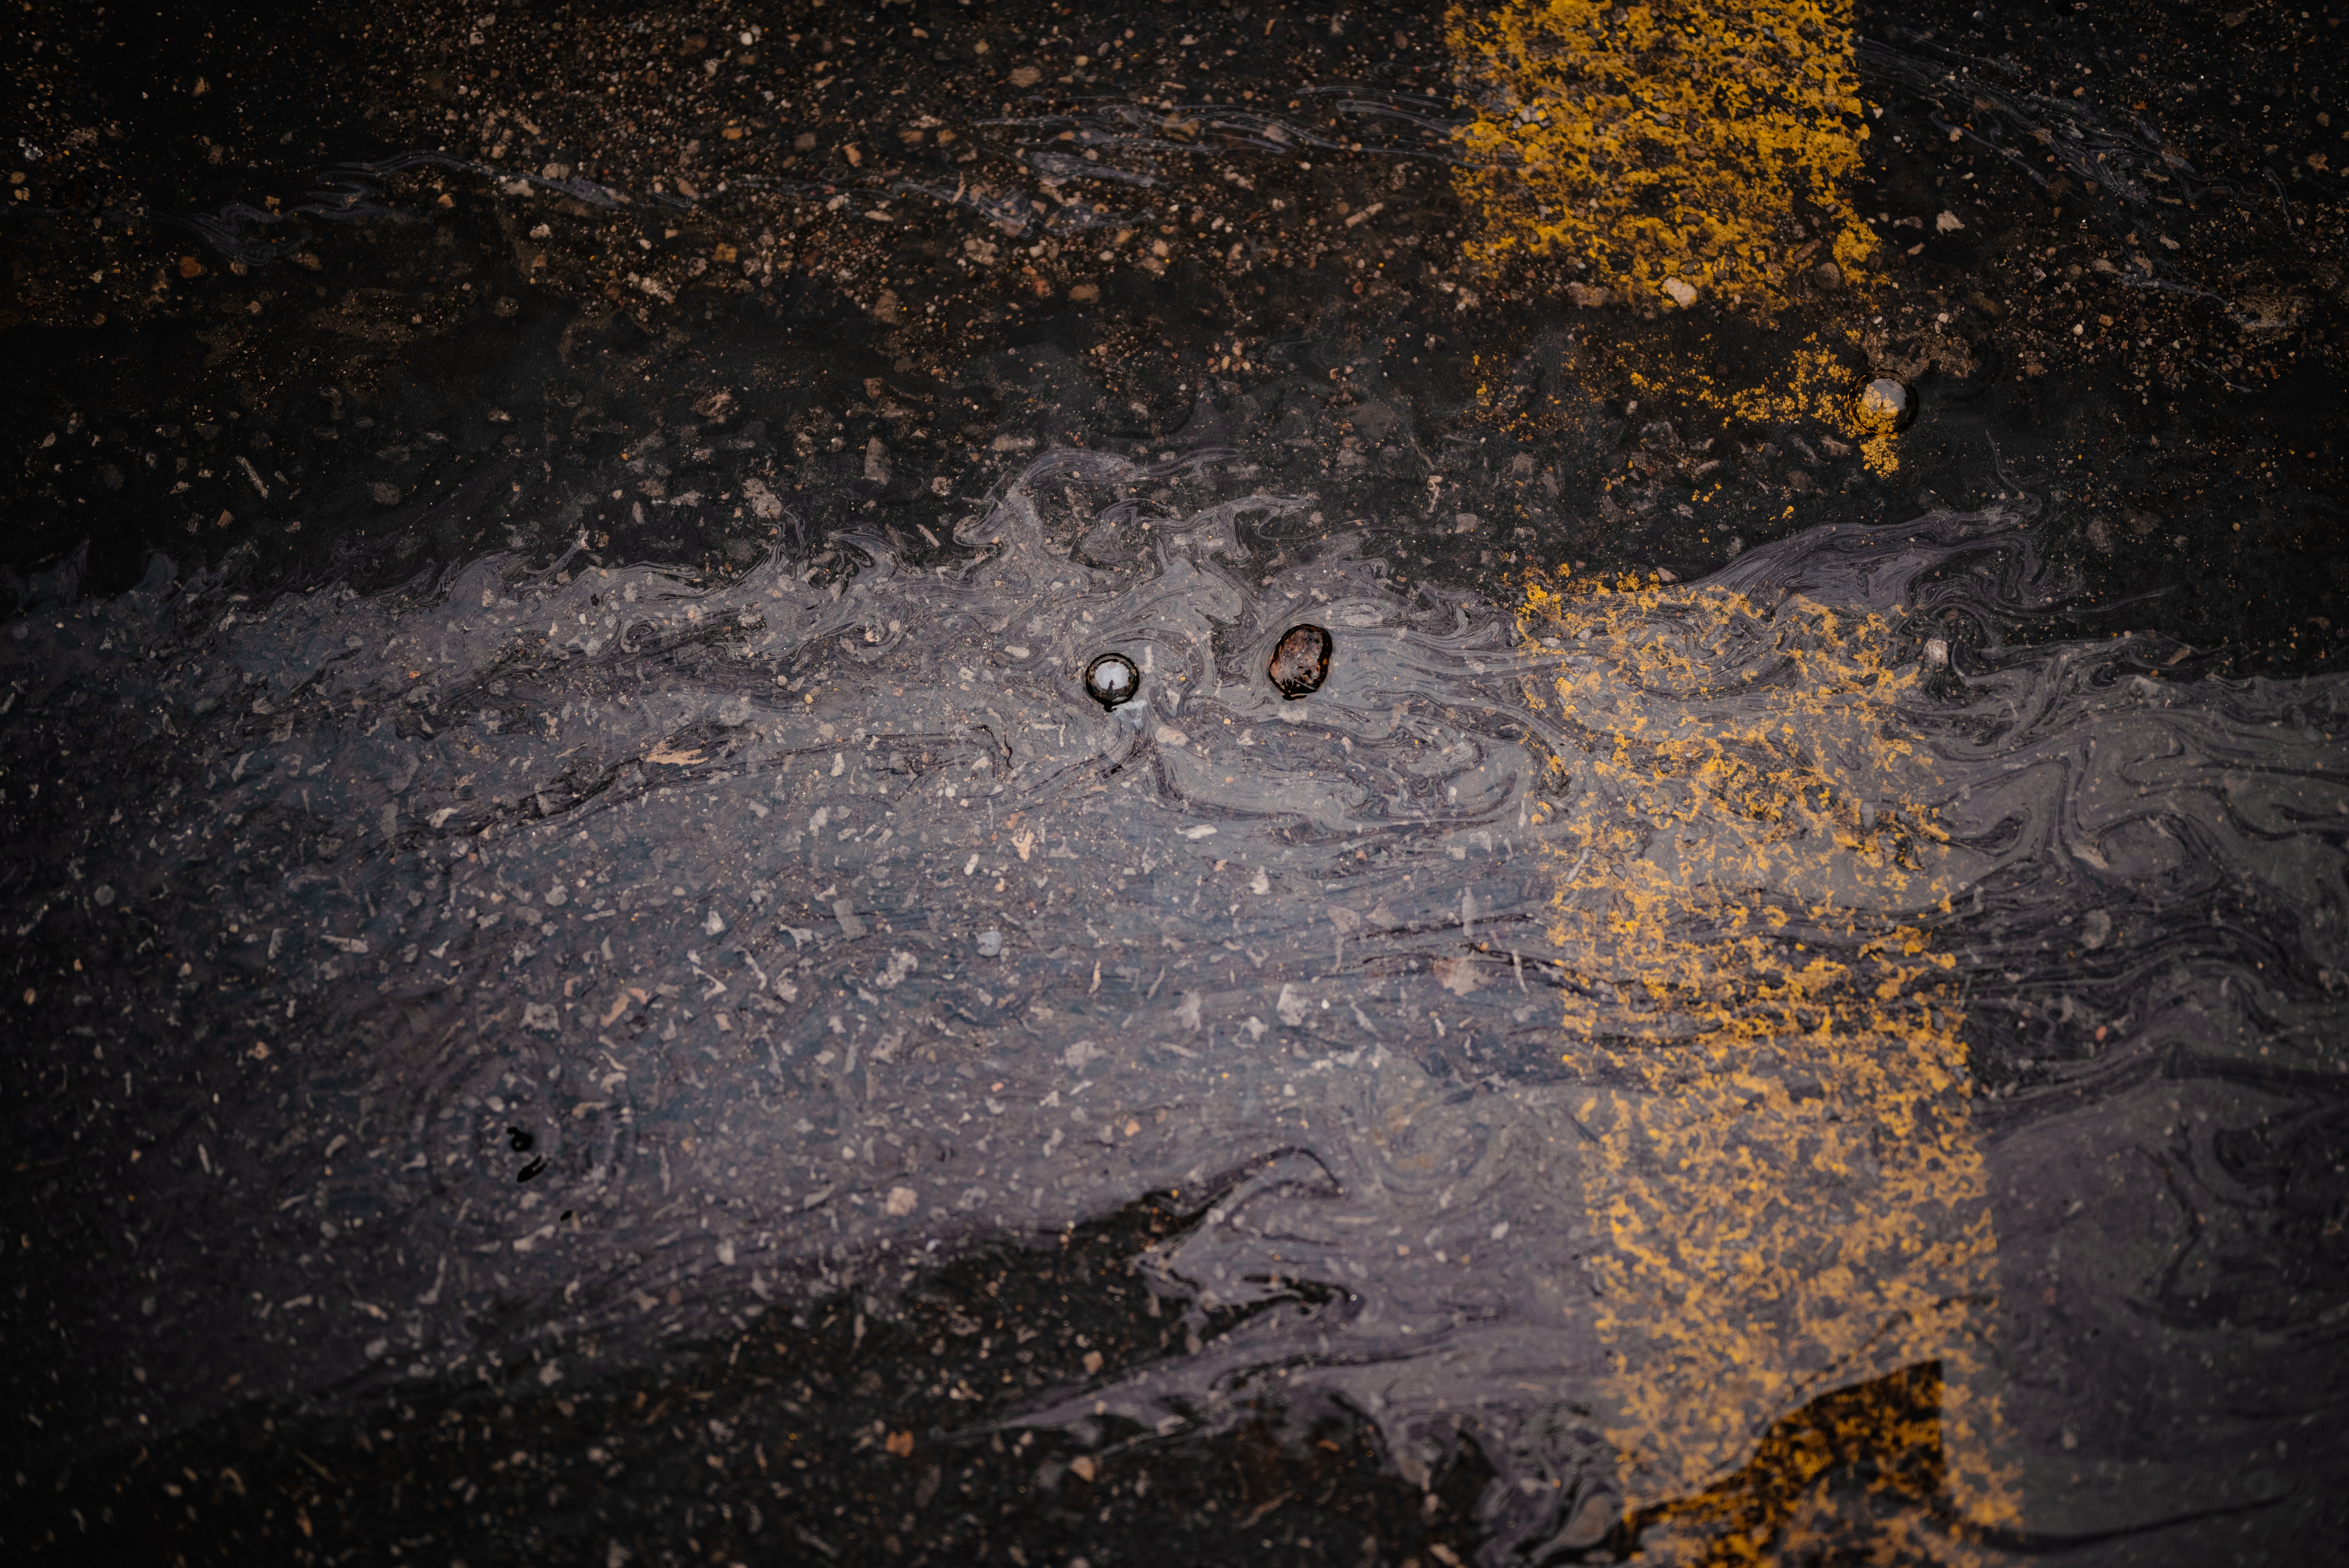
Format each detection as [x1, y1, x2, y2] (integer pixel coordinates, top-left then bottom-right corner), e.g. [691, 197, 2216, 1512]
[977, 930, 1004, 957]
[1856, 376, 1915, 432]
[1267, 625, 1331, 699]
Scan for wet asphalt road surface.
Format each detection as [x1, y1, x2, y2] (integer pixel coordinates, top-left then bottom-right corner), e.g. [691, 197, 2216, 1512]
[5, 3, 2345, 1565]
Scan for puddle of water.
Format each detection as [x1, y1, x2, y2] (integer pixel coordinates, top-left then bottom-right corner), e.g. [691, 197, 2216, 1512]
[5, 455, 2345, 1559]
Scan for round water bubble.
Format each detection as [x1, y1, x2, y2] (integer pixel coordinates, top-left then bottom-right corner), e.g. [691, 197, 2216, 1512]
[1083, 652, 1139, 709]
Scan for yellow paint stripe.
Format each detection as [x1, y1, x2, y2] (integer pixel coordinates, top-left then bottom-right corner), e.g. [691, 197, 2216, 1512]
[1446, 0, 1880, 308]
[1520, 576, 2019, 1552]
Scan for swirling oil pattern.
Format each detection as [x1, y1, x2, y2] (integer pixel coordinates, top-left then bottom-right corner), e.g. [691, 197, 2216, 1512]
[4, 455, 2344, 1564]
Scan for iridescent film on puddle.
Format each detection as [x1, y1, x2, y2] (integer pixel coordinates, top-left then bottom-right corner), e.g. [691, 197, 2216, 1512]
[9, 447, 2342, 1560]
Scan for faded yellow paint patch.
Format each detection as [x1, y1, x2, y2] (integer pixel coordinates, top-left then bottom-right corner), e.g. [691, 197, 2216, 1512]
[1447, 0, 1878, 306]
[1519, 576, 2015, 1555]
[1455, 324, 1900, 515]
[1626, 339, 1857, 428]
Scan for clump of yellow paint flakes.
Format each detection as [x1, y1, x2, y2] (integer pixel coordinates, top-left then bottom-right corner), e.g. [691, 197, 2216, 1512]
[1447, 0, 1878, 306]
[1515, 574, 2016, 1558]
[1850, 376, 1908, 475]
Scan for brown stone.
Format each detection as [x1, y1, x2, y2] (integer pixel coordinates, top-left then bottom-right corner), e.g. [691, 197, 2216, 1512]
[1267, 624, 1331, 699]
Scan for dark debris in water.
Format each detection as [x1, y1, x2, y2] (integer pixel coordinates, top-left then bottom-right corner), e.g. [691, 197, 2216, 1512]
[1268, 623, 1333, 699]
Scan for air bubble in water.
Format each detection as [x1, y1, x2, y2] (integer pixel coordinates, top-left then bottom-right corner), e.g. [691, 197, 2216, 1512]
[1083, 652, 1139, 709]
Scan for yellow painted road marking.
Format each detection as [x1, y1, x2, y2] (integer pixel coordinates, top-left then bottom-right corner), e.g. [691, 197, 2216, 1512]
[1447, 0, 1879, 308]
[1447, 0, 1907, 473]
[1520, 575, 2019, 1555]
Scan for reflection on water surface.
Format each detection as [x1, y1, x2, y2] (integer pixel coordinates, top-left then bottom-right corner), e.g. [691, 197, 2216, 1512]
[8, 449, 2343, 1563]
